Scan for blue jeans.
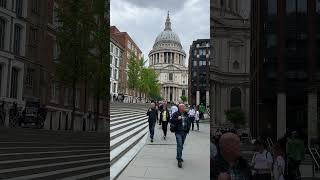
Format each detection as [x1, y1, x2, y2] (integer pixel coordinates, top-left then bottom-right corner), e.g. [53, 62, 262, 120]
[149, 121, 155, 139]
[175, 131, 187, 161]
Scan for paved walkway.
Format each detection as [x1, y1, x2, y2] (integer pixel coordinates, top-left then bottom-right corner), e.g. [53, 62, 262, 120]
[117, 122, 210, 180]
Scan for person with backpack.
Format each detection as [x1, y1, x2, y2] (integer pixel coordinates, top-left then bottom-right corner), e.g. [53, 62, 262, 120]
[146, 103, 158, 143]
[160, 103, 170, 140]
[170, 103, 191, 168]
[251, 139, 273, 180]
[272, 143, 286, 180]
[194, 106, 200, 131]
[187, 105, 196, 131]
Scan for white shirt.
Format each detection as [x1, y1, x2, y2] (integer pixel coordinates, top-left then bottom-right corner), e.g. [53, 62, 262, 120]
[273, 155, 285, 180]
[195, 111, 200, 120]
[170, 105, 178, 117]
[188, 109, 195, 117]
[252, 150, 273, 170]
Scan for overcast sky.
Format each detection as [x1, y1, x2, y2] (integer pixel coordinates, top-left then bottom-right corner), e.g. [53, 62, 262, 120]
[110, 0, 209, 66]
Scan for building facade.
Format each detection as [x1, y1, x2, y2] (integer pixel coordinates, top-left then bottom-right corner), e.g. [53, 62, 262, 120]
[0, 0, 108, 132]
[251, 0, 320, 144]
[188, 39, 210, 107]
[110, 26, 143, 103]
[110, 37, 123, 102]
[210, 0, 251, 126]
[149, 13, 188, 103]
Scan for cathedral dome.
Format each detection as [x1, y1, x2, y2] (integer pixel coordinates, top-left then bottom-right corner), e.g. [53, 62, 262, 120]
[152, 12, 183, 50]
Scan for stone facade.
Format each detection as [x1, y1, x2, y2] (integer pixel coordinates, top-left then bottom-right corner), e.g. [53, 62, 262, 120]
[210, 0, 250, 126]
[110, 37, 123, 102]
[149, 13, 188, 103]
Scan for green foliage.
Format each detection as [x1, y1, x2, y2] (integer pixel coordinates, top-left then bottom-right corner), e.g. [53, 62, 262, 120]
[224, 108, 246, 128]
[180, 95, 187, 102]
[127, 55, 161, 100]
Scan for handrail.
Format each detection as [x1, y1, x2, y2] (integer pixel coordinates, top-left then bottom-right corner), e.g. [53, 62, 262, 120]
[309, 146, 320, 169]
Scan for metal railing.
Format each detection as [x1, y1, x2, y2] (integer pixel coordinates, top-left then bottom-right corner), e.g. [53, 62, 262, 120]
[309, 146, 320, 177]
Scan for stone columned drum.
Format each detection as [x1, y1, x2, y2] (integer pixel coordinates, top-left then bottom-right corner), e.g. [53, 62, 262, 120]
[149, 12, 188, 103]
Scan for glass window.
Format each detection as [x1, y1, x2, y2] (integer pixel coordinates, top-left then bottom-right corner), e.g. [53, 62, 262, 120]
[233, 61, 240, 69]
[32, 0, 39, 13]
[110, 44, 114, 53]
[230, 88, 241, 108]
[16, 0, 23, 16]
[267, 0, 277, 15]
[0, 18, 5, 50]
[115, 58, 118, 67]
[297, 0, 307, 13]
[169, 73, 173, 81]
[317, 0, 320, 14]
[0, 0, 6, 8]
[266, 34, 277, 48]
[114, 69, 117, 80]
[13, 24, 22, 55]
[286, 0, 296, 15]
[30, 28, 38, 44]
[116, 48, 119, 56]
[10, 68, 18, 98]
[113, 83, 116, 93]
[25, 68, 33, 87]
[193, 61, 197, 66]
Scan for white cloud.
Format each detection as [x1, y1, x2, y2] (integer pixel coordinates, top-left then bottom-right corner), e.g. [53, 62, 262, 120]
[110, 0, 209, 66]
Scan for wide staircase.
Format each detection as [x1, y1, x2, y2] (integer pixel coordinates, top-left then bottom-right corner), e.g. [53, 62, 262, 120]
[240, 137, 319, 179]
[110, 103, 149, 180]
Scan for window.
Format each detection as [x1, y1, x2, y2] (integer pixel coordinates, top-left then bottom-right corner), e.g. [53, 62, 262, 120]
[267, 0, 277, 15]
[25, 68, 34, 87]
[53, 2, 59, 26]
[230, 88, 241, 108]
[113, 83, 116, 93]
[115, 58, 118, 67]
[13, 24, 22, 55]
[116, 48, 119, 56]
[111, 68, 113, 79]
[266, 34, 277, 48]
[233, 61, 240, 69]
[110, 44, 114, 53]
[32, 0, 39, 13]
[127, 41, 131, 49]
[182, 89, 186, 96]
[169, 73, 173, 81]
[75, 88, 80, 108]
[0, 0, 6, 8]
[228, 0, 234, 10]
[64, 87, 69, 106]
[114, 69, 117, 80]
[16, 0, 23, 17]
[317, 0, 320, 14]
[193, 61, 197, 66]
[53, 42, 59, 60]
[286, 0, 296, 14]
[297, 0, 307, 13]
[30, 28, 38, 44]
[51, 82, 60, 103]
[10, 68, 18, 99]
[0, 18, 5, 50]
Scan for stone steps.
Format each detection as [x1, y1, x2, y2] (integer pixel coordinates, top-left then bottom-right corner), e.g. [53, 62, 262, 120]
[109, 104, 149, 180]
[0, 128, 108, 179]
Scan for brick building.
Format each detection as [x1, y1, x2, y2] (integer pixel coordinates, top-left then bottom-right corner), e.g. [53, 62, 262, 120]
[0, 0, 108, 132]
[110, 26, 144, 103]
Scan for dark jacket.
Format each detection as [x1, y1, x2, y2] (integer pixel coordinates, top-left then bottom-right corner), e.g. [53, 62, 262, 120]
[171, 111, 190, 133]
[146, 108, 158, 123]
[211, 153, 252, 180]
[160, 109, 170, 122]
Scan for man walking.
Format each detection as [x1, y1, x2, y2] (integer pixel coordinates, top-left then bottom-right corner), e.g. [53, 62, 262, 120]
[211, 133, 252, 180]
[147, 103, 158, 143]
[199, 103, 205, 120]
[171, 104, 191, 168]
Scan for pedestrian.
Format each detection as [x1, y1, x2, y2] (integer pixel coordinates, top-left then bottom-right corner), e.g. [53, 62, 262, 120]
[170, 102, 178, 118]
[170, 104, 191, 168]
[199, 103, 205, 120]
[286, 131, 305, 180]
[146, 103, 158, 143]
[187, 105, 196, 131]
[251, 139, 273, 180]
[211, 133, 252, 180]
[272, 143, 286, 180]
[160, 103, 170, 140]
[195, 106, 200, 131]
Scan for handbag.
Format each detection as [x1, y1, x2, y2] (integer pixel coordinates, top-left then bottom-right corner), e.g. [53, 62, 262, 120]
[169, 122, 176, 132]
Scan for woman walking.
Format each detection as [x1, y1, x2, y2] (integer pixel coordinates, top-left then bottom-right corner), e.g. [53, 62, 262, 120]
[160, 104, 170, 140]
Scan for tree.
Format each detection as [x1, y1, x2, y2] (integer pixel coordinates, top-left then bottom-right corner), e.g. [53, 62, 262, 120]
[89, 0, 109, 131]
[180, 95, 187, 103]
[56, 0, 94, 130]
[224, 108, 246, 129]
[127, 53, 140, 97]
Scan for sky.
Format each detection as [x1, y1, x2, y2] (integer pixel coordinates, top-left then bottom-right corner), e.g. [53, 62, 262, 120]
[110, 0, 210, 66]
